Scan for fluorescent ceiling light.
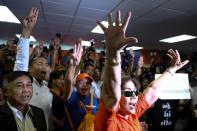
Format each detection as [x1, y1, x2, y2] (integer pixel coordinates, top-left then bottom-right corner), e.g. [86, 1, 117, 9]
[126, 46, 143, 51]
[91, 21, 108, 34]
[81, 40, 91, 47]
[159, 34, 197, 43]
[16, 34, 36, 42]
[0, 5, 20, 24]
[91, 21, 121, 34]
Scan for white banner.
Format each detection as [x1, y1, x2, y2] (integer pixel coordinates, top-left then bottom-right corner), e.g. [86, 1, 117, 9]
[155, 73, 191, 99]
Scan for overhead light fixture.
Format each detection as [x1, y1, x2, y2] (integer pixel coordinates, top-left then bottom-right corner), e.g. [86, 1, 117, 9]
[81, 40, 91, 47]
[0, 5, 21, 24]
[126, 46, 143, 51]
[159, 34, 197, 43]
[91, 21, 108, 34]
[91, 21, 121, 34]
[16, 34, 36, 42]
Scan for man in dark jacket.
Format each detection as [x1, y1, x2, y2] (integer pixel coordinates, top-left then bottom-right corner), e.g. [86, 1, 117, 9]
[0, 71, 47, 131]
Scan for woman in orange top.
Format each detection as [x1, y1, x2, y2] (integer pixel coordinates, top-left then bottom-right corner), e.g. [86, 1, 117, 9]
[94, 10, 189, 131]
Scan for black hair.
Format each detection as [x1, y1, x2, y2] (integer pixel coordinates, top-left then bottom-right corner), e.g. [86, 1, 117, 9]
[3, 71, 33, 88]
[48, 70, 65, 88]
[121, 76, 140, 92]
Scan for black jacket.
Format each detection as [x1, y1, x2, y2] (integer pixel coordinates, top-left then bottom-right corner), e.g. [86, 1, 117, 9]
[0, 103, 47, 131]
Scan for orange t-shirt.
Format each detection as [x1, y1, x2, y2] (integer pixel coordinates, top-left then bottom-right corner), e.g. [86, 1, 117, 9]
[94, 94, 150, 131]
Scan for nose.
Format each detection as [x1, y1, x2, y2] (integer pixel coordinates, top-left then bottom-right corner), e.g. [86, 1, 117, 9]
[130, 92, 137, 99]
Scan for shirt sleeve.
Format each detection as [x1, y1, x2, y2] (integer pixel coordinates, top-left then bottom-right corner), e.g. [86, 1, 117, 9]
[13, 37, 30, 71]
[135, 94, 150, 118]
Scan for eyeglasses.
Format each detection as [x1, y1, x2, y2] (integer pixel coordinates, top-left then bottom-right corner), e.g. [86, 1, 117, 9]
[123, 90, 139, 97]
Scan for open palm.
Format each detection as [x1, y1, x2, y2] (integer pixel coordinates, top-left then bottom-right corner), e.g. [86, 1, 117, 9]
[97, 11, 138, 55]
[70, 42, 83, 66]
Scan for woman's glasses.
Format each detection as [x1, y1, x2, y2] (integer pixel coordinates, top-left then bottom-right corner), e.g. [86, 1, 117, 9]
[123, 90, 139, 97]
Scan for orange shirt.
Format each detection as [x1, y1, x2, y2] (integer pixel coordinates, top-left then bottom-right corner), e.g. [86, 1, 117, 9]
[94, 94, 150, 131]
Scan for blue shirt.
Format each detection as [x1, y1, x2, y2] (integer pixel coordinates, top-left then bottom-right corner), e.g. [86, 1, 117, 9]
[64, 91, 98, 131]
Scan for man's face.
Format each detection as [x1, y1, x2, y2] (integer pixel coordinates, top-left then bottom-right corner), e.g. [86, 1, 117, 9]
[30, 57, 50, 81]
[84, 65, 94, 76]
[76, 78, 91, 96]
[120, 80, 138, 115]
[6, 75, 32, 107]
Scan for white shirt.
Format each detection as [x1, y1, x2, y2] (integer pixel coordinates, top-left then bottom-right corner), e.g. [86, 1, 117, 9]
[29, 78, 53, 130]
[13, 37, 30, 71]
[91, 80, 103, 99]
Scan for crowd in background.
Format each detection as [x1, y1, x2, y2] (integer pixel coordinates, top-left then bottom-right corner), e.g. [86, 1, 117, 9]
[0, 7, 197, 131]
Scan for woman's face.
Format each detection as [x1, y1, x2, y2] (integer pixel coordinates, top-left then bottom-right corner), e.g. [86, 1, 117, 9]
[120, 80, 138, 115]
[53, 75, 65, 88]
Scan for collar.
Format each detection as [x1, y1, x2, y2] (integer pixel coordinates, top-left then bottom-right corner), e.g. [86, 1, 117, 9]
[7, 101, 33, 121]
[33, 77, 48, 86]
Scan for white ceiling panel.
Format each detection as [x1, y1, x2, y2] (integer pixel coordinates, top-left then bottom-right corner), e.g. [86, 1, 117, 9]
[76, 7, 108, 20]
[45, 13, 73, 24]
[80, 0, 122, 11]
[42, 0, 77, 17]
[144, 7, 187, 22]
[115, 0, 169, 17]
[73, 17, 96, 27]
[4, 0, 40, 10]
[162, 0, 197, 13]
[0, 0, 197, 54]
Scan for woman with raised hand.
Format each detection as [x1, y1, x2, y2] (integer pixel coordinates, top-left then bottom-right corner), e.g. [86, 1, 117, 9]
[94, 10, 189, 131]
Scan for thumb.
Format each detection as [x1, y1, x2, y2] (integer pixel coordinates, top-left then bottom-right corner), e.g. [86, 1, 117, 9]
[180, 60, 189, 68]
[124, 37, 138, 45]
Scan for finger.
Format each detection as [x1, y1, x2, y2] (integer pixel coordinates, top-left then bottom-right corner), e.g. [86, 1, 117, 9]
[166, 53, 173, 60]
[123, 37, 138, 45]
[29, 7, 34, 17]
[73, 43, 77, 54]
[108, 12, 113, 27]
[34, 8, 39, 21]
[79, 45, 83, 58]
[169, 49, 177, 58]
[139, 56, 144, 62]
[122, 11, 131, 31]
[96, 20, 106, 31]
[179, 60, 189, 68]
[175, 50, 181, 62]
[116, 10, 121, 27]
[76, 42, 81, 55]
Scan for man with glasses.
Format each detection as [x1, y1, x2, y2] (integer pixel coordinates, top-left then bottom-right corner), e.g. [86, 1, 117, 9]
[94, 10, 189, 131]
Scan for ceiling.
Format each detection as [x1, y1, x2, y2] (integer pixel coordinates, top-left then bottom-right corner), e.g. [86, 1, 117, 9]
[0, 0, 197, 54]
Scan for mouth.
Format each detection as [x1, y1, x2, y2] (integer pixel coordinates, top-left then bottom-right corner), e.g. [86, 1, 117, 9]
[129, 103, 137, 109]
[40, 71, 46, 77]
[22, 95, 31, 100]
[81, 88, 89, 93]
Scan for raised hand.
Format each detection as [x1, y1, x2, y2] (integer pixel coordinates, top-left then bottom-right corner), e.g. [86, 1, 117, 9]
[22, 7, 39, 38]
[138, 56, 144, 68]
[53, 37, 61, 50]
[97, 10, 138, 56]
[70, 41, 83, 66]
[166, 49, 189, 73]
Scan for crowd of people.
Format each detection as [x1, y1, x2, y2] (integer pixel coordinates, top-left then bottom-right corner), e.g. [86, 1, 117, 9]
[0, 7, 197, 131]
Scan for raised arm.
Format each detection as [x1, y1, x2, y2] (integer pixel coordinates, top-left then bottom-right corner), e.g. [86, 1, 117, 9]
[65, 42, 83, 100]
[50, 37, 60, 71]
[97, 11, 137, 111]
[14, 7, 39, 71]
[144, 49, 189, 105]
[134, 56, 144, 80]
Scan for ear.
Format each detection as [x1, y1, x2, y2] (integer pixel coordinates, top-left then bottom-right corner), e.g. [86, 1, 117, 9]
[2, 88, 8, 97]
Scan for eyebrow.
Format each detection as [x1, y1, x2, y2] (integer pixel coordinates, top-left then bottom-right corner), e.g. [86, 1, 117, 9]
[15, 81, 32, 85]
[123, 88, 137, 91]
